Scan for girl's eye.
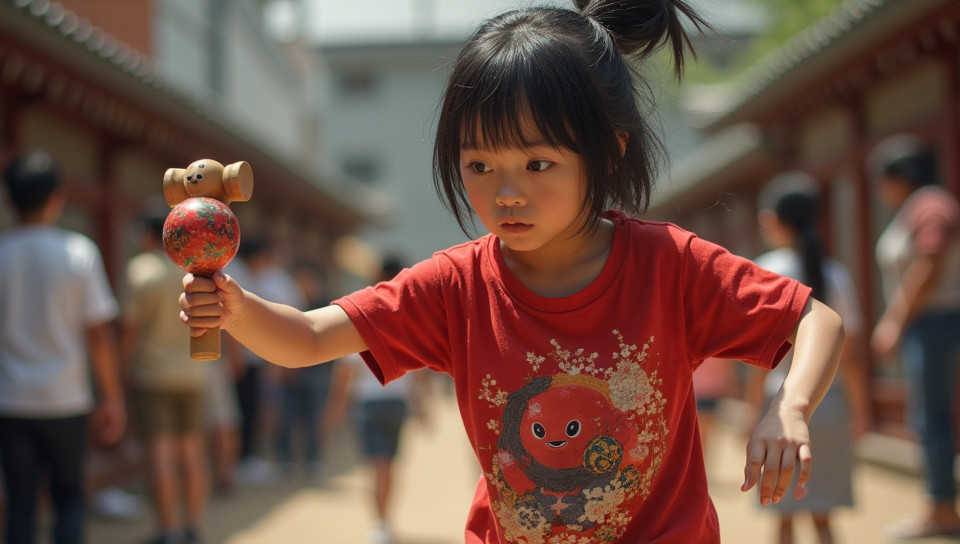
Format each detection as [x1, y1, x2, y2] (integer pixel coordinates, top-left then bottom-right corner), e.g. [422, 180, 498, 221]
[528, 160, 551, 172]
[467, 162, 490, 174]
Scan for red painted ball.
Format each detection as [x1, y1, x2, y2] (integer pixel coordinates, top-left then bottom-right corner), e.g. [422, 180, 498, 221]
[163, 197, 240, 275]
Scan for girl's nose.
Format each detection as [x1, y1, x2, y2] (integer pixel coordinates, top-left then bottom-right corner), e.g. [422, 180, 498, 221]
[495, 177, 525, 207]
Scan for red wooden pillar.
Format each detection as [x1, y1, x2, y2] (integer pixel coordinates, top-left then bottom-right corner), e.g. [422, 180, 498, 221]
[848, 95, 887, 431]
[941, 40, 960, 196]
[94, 138, 123, 290]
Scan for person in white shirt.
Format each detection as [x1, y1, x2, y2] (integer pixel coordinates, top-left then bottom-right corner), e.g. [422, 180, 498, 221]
[0, 150, 125, 544]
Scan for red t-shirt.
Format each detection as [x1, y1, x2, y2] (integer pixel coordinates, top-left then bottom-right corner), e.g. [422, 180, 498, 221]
[335, 211, 810, 543]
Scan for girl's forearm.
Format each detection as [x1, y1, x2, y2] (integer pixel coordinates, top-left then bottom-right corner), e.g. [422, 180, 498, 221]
[775, 298, 844, 420]
[226, 291, 367, 368]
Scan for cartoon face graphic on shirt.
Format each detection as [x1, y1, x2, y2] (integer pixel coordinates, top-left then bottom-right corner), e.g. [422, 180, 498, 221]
[519, 382, 611, 469]
[497, 375, 630, 496]
[483, 333, 668, 542]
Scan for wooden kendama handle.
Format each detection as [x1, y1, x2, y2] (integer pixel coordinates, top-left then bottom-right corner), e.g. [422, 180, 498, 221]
[190, 327, 222, 361]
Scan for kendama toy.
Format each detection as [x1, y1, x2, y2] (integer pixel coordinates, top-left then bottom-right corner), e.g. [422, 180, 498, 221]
[162, 159, 254, 360]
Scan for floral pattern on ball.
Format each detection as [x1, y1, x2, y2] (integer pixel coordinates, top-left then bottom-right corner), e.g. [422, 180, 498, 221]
[163, 196, 240, 275]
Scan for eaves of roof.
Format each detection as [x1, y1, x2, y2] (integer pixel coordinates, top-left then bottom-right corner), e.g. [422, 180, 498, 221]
[0, 0, 393, 230]
[704, 0, 957, 132]
[650, 123, 777, 213]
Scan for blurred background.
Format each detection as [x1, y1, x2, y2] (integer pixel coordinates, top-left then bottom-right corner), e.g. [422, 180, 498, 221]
[1, 0, 958, 542]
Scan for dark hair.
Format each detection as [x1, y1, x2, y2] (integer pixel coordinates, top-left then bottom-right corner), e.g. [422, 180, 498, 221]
[238, 234, 271, 260]
[759, 172, 826, 301]
[432, 0, 709, 235]
[867, 134, 938, 190]
[381, 254, 405, 280]
[884, 148, 937, 189]
[140, 197, 170, 239]
[2, 149, 61, 215]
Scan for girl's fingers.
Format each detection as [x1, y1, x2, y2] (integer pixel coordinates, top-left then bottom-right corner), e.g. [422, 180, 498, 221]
[744, 440, 808, 505]
[742, 440, 765, 493]
[757, 444, 783, 505]
[769, 443, 797, 504]
[792, 443, 813, 499]
[180, 290, 221, 313]
[183, 272, 216, 291]
[179, 288, 224, 332]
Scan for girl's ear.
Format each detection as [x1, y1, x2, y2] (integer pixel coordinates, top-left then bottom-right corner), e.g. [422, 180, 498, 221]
[618, 132, 629, 157]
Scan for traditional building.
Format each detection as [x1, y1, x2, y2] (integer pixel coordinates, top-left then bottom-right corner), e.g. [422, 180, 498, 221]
[650, 0, 960, 438]
[0, 0, 391, 287]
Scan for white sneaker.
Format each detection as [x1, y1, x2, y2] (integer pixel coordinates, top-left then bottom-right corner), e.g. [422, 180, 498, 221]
[92, 487, 146, 520]
[234, 457, 279, 487]
[368, 522, 395, 544]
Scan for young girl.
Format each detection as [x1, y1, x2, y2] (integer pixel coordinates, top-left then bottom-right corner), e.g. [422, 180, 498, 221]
[746, 173, 871, 544]
[179, 1, 844, 542]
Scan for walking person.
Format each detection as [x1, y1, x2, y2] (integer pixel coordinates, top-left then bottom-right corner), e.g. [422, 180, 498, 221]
[122, 201, 210, 544]
[745, 172, 872, 544]
[326, 256, 431, 543]
[868, 137, 960, 540]
[176, 1, 845, 541]
[275, 260, 336, 481]
[226, 235, 305, 485]
[0, 149, 126, 544]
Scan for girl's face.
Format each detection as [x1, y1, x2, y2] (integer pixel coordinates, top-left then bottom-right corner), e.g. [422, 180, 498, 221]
[460, 127, 589, 256]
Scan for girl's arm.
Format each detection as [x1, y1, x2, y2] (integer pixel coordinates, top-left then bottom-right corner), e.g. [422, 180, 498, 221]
[180, 271, 368, 368]
[741, 297, 843, 506]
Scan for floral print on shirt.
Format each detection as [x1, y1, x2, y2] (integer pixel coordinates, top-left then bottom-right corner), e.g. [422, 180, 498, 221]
[479, 331, 668, 543]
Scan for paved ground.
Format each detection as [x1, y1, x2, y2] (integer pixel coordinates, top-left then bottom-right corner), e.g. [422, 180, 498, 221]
[85, 391, 959, 544]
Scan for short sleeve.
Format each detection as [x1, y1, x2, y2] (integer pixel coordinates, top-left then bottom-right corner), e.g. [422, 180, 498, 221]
[909, 190, 960, 256]
[123, 256, 156, 326]
[334, 256, 453, 383]
[81, 237, 120, 326]
[682, 235, 810, 369]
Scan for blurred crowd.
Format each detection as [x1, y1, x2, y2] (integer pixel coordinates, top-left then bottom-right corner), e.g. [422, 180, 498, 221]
[0, 149, 431, 544]
[1, 130, 959, 544]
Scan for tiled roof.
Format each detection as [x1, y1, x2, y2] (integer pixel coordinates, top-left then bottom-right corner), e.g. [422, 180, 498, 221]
[694, 0, 921, 129]
[1, 0, 393, 225]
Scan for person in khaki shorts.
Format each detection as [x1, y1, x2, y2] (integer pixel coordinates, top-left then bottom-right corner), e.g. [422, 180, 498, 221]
[122, 202, 209, 544]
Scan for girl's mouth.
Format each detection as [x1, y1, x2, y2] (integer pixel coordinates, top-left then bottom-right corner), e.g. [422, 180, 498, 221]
[501, 222, 532, 234]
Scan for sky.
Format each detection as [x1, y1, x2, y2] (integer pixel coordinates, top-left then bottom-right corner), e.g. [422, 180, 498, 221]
[266, 0, 766, 46]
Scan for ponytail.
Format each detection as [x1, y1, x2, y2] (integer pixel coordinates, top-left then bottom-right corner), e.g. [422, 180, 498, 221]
[798, 226, 826, 302]
[760, 172, 828, 301]
[576, 0, 712, 79]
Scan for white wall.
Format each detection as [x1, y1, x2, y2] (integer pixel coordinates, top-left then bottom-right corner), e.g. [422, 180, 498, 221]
[317, 44, 470, 264]
[154, 0, 308, 160]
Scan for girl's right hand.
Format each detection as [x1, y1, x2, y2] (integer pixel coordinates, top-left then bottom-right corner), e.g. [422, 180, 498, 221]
[179, 271, 245, 337]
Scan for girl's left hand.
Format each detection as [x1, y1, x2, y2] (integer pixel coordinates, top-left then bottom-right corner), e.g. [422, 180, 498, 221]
[741, 406, 812, 505]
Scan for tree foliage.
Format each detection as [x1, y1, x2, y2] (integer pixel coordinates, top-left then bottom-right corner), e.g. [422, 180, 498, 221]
[686, 0, 847, 83]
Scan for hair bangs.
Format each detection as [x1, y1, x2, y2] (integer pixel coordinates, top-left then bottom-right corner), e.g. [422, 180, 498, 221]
[457, 37, 581, 155]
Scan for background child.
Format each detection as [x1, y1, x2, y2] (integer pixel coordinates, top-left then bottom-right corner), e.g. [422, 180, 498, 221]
[0, 149, 126, 544]
[179, 1, 844, 542]
[325, 256, 432, 544]
[122, 201, 210, 544]
[745, 172, 871, 544]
